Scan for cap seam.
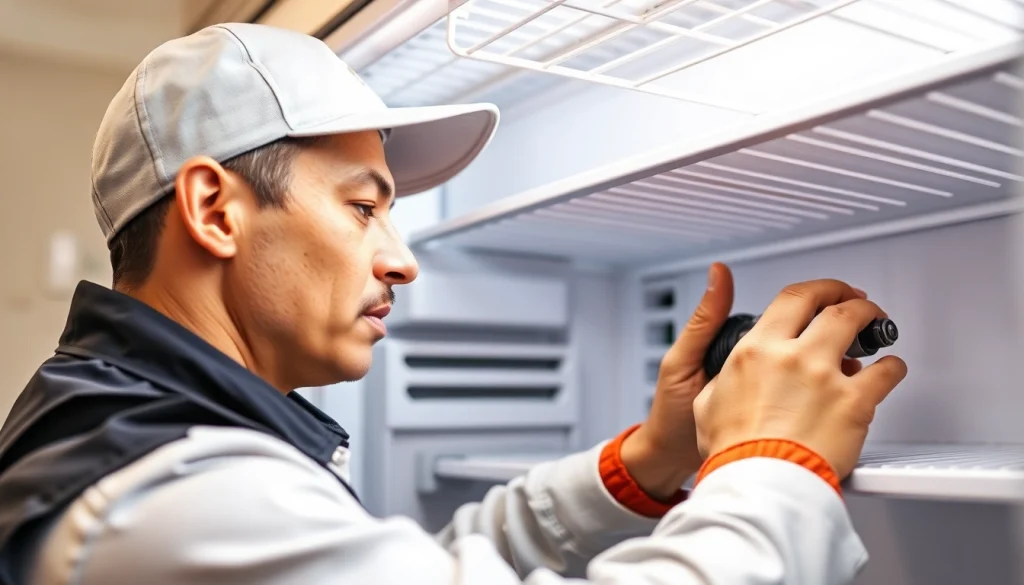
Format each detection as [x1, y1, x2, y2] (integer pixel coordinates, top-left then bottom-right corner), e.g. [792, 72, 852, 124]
[91, 183, 113, 237]
[216, 25, 386, 131]
[134, 61, 167, 185]
[200, 30, 297, 162]
[215, 25, 293, 130]
[102, 60, 170, 240]
[90, 152, 113, 236]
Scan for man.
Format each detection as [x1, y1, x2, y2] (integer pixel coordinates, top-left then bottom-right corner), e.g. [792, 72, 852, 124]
[0, 23, 906, 585]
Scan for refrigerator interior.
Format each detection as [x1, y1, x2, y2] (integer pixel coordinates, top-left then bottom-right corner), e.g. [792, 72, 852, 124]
[305, 1, 1024, 583]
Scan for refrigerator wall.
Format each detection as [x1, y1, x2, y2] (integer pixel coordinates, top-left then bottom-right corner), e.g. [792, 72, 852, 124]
[383, 206, 1024, 584]
[642, 214, 1024, 584]
[300, 1, 1024, 583]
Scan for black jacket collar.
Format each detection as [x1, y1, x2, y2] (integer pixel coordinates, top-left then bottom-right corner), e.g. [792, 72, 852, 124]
[55, 281, 350, 463]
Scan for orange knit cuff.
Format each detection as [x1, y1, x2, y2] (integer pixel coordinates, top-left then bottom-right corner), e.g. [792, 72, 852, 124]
[599, 424, 688, 518]
[695, 438, 842, 497]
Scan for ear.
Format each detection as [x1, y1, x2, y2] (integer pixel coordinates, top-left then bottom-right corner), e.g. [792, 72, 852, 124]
[173, 156, 244, 259]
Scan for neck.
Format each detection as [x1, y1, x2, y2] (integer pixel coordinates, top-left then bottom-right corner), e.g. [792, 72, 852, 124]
[122, 279, 287, 394]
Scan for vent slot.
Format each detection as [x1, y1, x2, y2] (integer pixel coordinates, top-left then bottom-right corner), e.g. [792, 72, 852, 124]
[644, 287, 675, 309]
[645, 322, 676, 346]
[405, 356, 561, 370]
[408, 386, 560, 400]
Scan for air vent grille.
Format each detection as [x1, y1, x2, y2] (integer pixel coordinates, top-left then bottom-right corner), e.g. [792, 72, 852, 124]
[381, 339, 579, 430]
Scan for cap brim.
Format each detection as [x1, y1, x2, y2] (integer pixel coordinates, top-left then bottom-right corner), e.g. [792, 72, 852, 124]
[289, 103, 499, 198]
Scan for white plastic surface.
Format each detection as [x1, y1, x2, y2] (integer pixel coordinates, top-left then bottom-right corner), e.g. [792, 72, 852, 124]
[387, 268, 569, 329]
[410, 42, 1024, 268]
[850, 443, 1024, 502]
[432, 443, 1024, 502]
[435, 453, 562, 482]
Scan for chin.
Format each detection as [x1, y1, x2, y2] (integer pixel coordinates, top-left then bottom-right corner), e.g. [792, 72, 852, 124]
[337, 361, 373, 382]
[294, 339, 375, 387]
[297, 360, 371, 388]
[330, 345, 375, 382]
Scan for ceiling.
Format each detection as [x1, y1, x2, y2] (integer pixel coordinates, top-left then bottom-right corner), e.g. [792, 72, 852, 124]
[0, 0, 263, 72]
[0, 0, 376, 71]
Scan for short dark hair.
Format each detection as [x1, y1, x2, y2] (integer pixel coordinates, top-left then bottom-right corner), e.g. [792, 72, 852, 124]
[109, 136, 323, 290]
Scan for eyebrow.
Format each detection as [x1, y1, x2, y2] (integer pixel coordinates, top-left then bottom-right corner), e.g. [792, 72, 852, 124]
[350, 168, 396, 209]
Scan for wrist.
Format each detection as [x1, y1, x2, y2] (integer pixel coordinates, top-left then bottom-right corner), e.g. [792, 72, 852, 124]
[619, 424, 700, 501]
[695, 438, 843, 497]
[599, 425, 689, 518]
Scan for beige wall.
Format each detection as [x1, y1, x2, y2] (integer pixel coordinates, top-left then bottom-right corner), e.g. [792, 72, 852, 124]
[0, 51, 128, 417]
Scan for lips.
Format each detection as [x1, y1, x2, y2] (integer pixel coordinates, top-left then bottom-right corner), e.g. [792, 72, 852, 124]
[364, 305, 391, 319]
[362, 304, 391, 338]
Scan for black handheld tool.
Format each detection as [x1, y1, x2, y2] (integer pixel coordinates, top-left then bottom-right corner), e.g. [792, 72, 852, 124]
[702, 313, 899, 378]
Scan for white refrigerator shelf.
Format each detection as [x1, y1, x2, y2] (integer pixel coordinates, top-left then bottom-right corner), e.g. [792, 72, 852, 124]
[433, 442, 1024, 503]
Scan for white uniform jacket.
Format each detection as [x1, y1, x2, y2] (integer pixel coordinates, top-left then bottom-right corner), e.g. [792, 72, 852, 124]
[29, 424, 867, 585]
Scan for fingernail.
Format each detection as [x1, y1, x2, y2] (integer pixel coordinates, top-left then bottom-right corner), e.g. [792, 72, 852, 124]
[854, 287, 867, 299]
[707, 265, 718, 290]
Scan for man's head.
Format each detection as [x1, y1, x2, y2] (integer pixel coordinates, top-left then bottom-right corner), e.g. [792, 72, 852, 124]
[90, 23, 498, 390]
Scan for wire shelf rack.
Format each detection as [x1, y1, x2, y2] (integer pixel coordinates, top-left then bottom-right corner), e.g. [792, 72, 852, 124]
[355, 0, 1023, 110]
[358, 11, 567, 108]
[409, 42, 1024, 269]
[443, 0, 1024, 111]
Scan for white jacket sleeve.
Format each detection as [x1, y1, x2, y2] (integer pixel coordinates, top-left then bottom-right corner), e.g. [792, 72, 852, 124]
[29, 426, 868, 585]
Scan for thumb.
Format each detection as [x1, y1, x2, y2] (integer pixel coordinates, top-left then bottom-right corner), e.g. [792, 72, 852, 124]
[665, 263, 735, 371]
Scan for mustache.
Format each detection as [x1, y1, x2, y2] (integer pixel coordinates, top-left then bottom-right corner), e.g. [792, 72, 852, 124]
[361, 288, 395, 312]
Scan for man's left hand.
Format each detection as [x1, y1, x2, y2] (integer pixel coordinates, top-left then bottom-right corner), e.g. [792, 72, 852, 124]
[619, 262, 734, 501]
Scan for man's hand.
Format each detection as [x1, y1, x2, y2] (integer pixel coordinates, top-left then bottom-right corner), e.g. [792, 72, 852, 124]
[619, 262, 734, 501]
[693, 279, 909, 480]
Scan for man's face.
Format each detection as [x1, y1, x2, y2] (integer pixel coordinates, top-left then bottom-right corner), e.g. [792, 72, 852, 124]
[228, 131, 418, 388]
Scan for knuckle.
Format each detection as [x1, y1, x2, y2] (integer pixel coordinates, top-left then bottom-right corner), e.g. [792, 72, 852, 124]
[779, 283, 809, 301]
[780, 279, 854, 304]
[822, 303, 853, 322]
[730, 341, 763, 367]
[753, 342, 797, 370]
[775, 346, 803, 371]
[820, 278, 851, 293]
[805, 358, 835, 384]
[766, 344, 833, 381]
[824, 299, 881, 324]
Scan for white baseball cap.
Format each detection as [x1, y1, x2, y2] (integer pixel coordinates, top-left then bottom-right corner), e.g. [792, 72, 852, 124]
[91, 22, 499, 242]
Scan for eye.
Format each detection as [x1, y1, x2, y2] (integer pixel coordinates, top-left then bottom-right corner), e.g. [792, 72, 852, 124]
[353, 203, 376, 220]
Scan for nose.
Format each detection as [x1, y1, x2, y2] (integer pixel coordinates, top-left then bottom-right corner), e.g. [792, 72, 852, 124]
[373, 225, 419, 286]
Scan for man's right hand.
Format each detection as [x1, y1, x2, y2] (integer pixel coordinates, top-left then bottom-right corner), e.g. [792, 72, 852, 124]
[692, 278, 908, 480]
